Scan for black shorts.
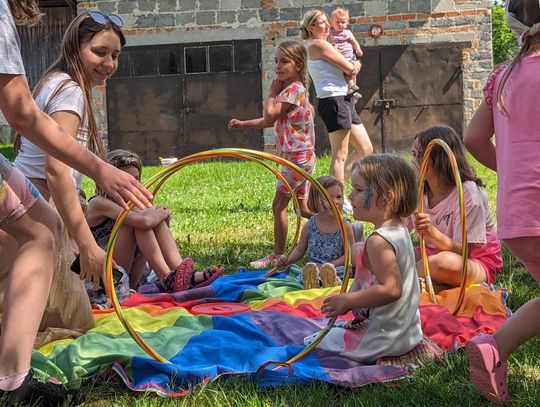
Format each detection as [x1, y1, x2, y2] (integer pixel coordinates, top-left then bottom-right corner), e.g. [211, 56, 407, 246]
[317, 96, 362, 133]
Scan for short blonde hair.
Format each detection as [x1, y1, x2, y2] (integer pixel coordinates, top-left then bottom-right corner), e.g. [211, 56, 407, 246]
[352, 154, 418, 218]
[332, 8, 350, 21]
[307, 175, 344, 213]
[301, 9, 326, 40]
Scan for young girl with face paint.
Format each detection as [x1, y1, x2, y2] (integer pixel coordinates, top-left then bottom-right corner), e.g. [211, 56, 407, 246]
[311, 154, 423, 363]
[408, 126, 502, 288]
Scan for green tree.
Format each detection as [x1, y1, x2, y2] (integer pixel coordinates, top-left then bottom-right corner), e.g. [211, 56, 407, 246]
[492, 2, 518, 64]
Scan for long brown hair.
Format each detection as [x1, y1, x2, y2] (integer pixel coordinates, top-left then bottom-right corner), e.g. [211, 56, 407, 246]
[7, 0, 43, 27]
[415, 125, 484, 195]
[496, 24, 540, 116]
[276, 40, 310, 89]
[14, 13, 126, 159]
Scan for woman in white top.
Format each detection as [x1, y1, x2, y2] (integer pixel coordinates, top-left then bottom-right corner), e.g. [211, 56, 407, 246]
[13, 11, 126, 288]
[0, 2, 149, 405]
[9, 11, 128, 333]
[301, 10, 373, 203]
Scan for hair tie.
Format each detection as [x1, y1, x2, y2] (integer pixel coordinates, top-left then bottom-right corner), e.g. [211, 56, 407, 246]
[521, 22, 540, 41]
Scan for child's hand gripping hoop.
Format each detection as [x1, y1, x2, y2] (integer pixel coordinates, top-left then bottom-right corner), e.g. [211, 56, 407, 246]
[418, 139, 468, 315]
[104, 148, 352, 365]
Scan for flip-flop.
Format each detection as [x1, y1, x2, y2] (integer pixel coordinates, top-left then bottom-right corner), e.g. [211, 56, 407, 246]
[172, 257, 196, 292]
[191, 266, 225, 290]
[466, 334, 509, 405]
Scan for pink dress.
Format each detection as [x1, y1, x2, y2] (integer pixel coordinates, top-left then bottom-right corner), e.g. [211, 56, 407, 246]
[483, 52, 540, 240]
[408, 182, 503, 283]
[273, 81, 315, 155]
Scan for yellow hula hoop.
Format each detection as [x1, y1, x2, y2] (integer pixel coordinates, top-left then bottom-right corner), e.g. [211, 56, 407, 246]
[104, 148, 352, 364]
[418, 139, 468, 315]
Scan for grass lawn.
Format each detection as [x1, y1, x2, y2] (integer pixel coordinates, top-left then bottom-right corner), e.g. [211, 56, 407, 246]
[1, 144, 539, 406]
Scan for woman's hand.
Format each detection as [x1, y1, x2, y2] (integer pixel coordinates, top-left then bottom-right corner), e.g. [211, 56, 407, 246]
[321, 293, 352, 318]
[228, 118, 244, 129]
[351, 60, 362, 76]
[78, 243, 107, 291]
[96, 163, 152, 211]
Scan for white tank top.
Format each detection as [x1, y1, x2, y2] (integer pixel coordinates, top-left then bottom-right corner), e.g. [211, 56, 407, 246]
[307, 58, 348, 98]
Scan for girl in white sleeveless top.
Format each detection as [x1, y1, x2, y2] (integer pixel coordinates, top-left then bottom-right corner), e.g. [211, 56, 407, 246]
[314, 154, 423, 363]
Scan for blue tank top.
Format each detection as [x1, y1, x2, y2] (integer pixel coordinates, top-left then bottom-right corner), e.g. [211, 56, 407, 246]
[307, 216, 344, 264]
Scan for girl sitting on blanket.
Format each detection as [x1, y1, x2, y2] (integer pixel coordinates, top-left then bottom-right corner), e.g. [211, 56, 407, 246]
[273, 175, 355, 289]
[310, 154, 423, 363]
[407, 126, 503, 287]
[85, 149, 224, 302]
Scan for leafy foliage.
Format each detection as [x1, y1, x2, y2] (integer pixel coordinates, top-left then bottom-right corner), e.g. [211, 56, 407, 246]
[492, 2, 519, 64]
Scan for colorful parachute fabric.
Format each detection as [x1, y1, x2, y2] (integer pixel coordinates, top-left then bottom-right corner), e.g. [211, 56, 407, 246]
[32, 268, 510, 397]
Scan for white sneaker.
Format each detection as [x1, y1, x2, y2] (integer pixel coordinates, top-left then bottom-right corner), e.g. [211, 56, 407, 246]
[342, 198, 353, 215]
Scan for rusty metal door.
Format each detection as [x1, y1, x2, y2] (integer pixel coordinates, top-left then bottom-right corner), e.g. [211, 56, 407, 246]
[313, 44, 464, 154]
[360, 44, 464, 152]
[107, 41, 262, 165]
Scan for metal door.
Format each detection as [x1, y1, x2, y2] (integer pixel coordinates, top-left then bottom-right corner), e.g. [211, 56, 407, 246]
[313, 44, 465, 154]
[107, 40, 262, 165]
[17, 4, 76, 88]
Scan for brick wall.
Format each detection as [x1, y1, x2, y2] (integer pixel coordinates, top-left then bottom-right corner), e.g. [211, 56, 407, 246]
[77, 0, 493, 148]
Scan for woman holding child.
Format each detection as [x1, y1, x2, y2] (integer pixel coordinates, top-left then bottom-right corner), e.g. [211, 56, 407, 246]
[301, 9, 373, 211]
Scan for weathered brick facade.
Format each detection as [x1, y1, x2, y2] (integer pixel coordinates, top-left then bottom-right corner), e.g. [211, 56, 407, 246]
[78, 0, 492, 148]
[0, 1, 493, 149]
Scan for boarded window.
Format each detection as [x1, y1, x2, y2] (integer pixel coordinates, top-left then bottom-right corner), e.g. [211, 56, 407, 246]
[113, 40, 261, 78]
[234, 41, 259, 72]
[209, 45, 232, 73]
[185, 47, 207, 74]
[158, 47, 182, 75]
[132, 49, 158, 77]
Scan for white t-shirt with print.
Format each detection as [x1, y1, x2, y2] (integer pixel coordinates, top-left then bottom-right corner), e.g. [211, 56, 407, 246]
[14, 72, 88, 189]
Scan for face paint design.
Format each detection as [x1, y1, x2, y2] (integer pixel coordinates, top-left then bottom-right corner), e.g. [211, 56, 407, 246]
[363, 185, 373, 210]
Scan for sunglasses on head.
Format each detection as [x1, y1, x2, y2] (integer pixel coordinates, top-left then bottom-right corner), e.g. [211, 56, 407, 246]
[87, 11, 123, 28]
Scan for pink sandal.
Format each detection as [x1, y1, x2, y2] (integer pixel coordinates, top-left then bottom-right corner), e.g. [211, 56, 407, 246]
[465, 334, 509, 405]
[172, 257, 196, 292]
[191, 266, 225, 290]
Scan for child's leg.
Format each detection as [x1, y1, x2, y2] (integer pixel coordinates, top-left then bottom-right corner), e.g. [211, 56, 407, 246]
[133, 227, 176, 281]
[0, 198, 62, 376]
[152, 221, 183, 271]
[415, 251, 487, 286]
[128, 254, 147, 289]
[345, 73, 355, 88]
[272, 190, 291, 255]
